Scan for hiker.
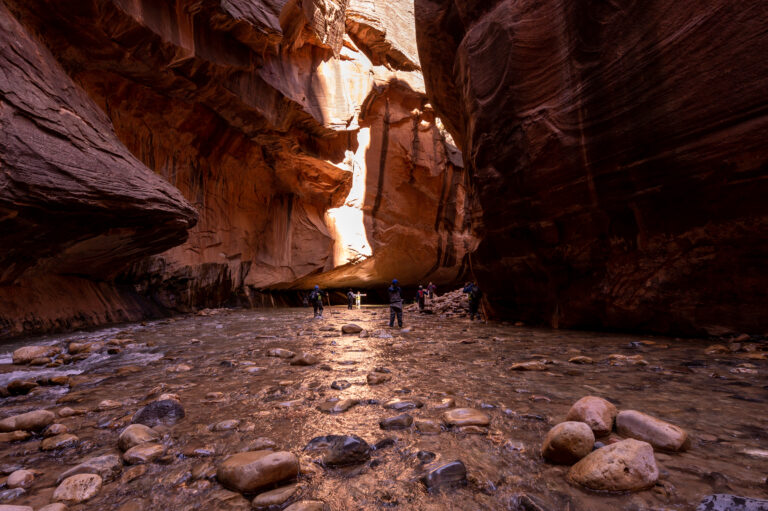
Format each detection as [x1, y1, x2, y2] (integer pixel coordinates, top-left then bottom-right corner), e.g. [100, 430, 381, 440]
[463, 281, 482, 320]
[417, 284, 427, 311]
[428, 282, 437, 298]
[347, 288, 355, 310]
[388, 279, 404, 328]
[309, 285, 325, 318]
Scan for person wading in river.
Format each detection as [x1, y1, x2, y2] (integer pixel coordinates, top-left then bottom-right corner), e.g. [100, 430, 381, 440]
[347, 288, 355, 310]
[417, 284, 427, 312]
[463, 281, 482, 321]
[309, 285, 325, 318]
[388, 279, 404, 328]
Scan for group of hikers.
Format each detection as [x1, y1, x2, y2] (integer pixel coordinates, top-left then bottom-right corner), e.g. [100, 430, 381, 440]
[306, 279, 483, 326]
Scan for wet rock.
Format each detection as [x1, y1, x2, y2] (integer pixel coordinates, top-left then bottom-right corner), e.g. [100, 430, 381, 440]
[53, 474, 102, 503]
[696, 494, 768, 511]
[568, 438, 658, 491]
[741, 448, 768, 459]
[0, 410, 56, 432]
[0, 489, 27, 502]
[38, 504, 68, 511]
[616, 410, 690, 452]
[41, 433, 78, 451]
[7, 470, 34, 489]
[318, 399, 359, 414]
[422, 460, 467, 489]
[267, 348, 295, 359]
[442, 408, 490, 427]
[705, 345, 730, 355]
[379, 414, 413, 430]
[290, 353, 319, 366]
[191, 461, 216, 480]
[305, 435, 371, 466]
[284, 502, 325, 511]
[330, 380, 351, 390]
[383, 398, 423, 411]
[98, 400, 122, 411]
[565, 396, 617, 436]
[244, 438, 277, 451]
[374, 438, 396, 450]
[213, 420, 241, 432]
[568, 356, 594, 364]
[417, 451, 436, 463]
[167, 363, 192, 372]
[252, 483, 301, 508]
[0, 431, 30, 442]
[541, 421, 595, 464]
[57, 454, 122, 483]
[57, 408, 83, 418]
[367, 372, 391, 385]
[217, 451, 299, 492]
[341, 324, 363, 334]
[120, 465, 147, 484]
[0, 506, 33, 511]
[119, 424, 160, 451]
[157, 393, 181, 402]
[44, 424, 69, 437]
[7, 380, 39, 395]
[12, 345, 61, 364]
[510, 361, 548, 371]
[433, 397, 455, 409]
[415, 421, 442, 437]
[132, 399, 185, 427]
[123, 443, 165, 464]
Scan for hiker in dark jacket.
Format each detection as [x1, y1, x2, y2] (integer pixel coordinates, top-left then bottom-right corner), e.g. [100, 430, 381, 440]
[388, 279, 404, 328]
[463, 281, 482, 320]
[309, 285, 325, 318]
[347, 288, 355, 309]
[417, 285, 427, 311]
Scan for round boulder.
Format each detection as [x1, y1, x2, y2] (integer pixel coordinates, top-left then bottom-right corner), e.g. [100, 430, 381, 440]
[568, 438, 658, 491]
[541, 421, 595, 464]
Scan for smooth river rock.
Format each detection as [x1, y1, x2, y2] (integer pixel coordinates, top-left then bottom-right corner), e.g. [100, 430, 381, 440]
[442, 408, 490, 427]
[7, 470, 34, 489]
[217, 451, 299, 492]
[251, 483, 301, 508]
[379, 414, 413, 430]
[119, 424, 160, 451]
[304, 435, 371, 466]
[341, 324, 363, 334]
[41, 433, 78, 451]
[284, 502, 325, 511]
[616, 410, 690, 452]
[12, 345, 62, 364]
[290, 353, 319, 366]
[53, 474, 103, 503]
[0, 410, 55, 432]
[57, 454, 122, 483]
[541, 422, 595, 465]
[565, 396, 617, 436]
[123, 443, 165, 464]
[568, 439, 658, 491]
[383, 398, 423, 411]
[422, 460, 467, 489]
[131, 400, 185, 427]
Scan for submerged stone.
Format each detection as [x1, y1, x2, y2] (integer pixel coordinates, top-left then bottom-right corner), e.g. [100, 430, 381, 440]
[132, 399, 185, 427]
[422, 460, 467, 489]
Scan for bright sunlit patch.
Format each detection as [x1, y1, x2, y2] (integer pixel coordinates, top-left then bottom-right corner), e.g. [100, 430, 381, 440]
[326, 127, 373, 266]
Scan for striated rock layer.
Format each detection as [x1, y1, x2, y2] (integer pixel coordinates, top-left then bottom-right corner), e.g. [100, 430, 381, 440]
[415, 0, 768, 335]
[0, 0, 477, 336]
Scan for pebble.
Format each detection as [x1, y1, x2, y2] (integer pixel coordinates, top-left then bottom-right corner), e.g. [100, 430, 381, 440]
[568, 438, 658, 491]
[616, 410, 690, 452]
[7, 470, 34, 489]
[123, 443, 165, 464]
[541, 422, 595, 464]
[251, 483, 301, 508]
[41, 433, 79, 451]
[53, 474, 103, 503]
[442, 408, 490, 427]
[565, 396, 617, 436]
[422, 460, 467, 489]
[379, 414, 413, 430]
[119, 424, 160, 451]
[217, 451, 299, 492]
[0, 410, 55, 432]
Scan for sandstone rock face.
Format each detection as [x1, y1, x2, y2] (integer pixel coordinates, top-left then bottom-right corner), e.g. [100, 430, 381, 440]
[415, 0, 768, 335]
[565, 396, 617, 437]
[616, 410, 690, 452]
[0, 0, 477, 338]
[568, 439, 658, 492]
[217, 451, 299, 492]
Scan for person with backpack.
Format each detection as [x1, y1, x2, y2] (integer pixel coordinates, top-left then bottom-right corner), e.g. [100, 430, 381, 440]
[428, 282, 437, 299]
[463, 281, 482, 320]
[388, 279, 404, 328]
[346, 288, 355, 310]
[309, 285, 325, 318]
[417, 284, 427, 311]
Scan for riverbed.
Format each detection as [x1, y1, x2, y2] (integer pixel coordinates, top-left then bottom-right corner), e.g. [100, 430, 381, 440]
[1, 306, 767, 510]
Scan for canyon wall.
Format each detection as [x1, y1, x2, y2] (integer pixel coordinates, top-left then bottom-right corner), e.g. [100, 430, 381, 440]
[0, 0, 477, 337]
[415, 0, 768, 335]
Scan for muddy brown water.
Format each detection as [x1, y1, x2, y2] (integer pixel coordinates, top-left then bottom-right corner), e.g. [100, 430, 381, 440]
[1, 306, 767, 510]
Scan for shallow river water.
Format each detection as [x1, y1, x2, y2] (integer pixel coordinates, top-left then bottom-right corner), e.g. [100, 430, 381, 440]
[1, 306, 767, 510]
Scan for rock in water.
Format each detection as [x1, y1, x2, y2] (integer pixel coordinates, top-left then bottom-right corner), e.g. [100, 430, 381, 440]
[252, 483, 301, 508]
[383, 398, 423, 411]
[131, 399, 185, 427]
[267, 349, 295, 359]
[565, 396, 617, 436]
[290, 353, 319, 366]
[284, 502, 326, 511]
[12, 345, 62, 364]
[379, 414, 413, 430]
[0, 410, 55, 432]
[123, 443, 165, 464]
[422, 460, 467, 489]
[53, 474, 103, 503]
[341, 324, 363, 334]
[57, 454, 122, 483]
[38, 505, 68, 511]
[0, 506, 34, 511]
[119, 424, 160, 451]
[318, 399, 358, 414]
[568, 439, 658, 491]
[304, 435, 371, 466]
[7, 470, 34, 489]
[442, 408, 490, 427]
[696, 494, 768, 511]
[41, 433, 78, 451]
[615, 410, 690, 452]
[367, 372, 391, 385]
[541, 422, 595, 464]
[217, 451, 299, 492]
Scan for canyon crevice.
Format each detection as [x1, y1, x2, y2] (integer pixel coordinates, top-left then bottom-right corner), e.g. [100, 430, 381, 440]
[414, 0, 768, 335]
[0, 0, 477, 338]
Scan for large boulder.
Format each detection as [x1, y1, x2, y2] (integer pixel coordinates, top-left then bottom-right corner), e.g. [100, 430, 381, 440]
[568, 439, 658, 491]
[217, 451, 299, 492]
[616, 410, 690, 452]
[541, 422, 595, 464]
[565, 396, 617, 436]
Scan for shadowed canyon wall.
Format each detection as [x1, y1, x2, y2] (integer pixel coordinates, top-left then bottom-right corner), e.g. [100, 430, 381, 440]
[0, 0, 477, 337]
[415, 0, 768, 335]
